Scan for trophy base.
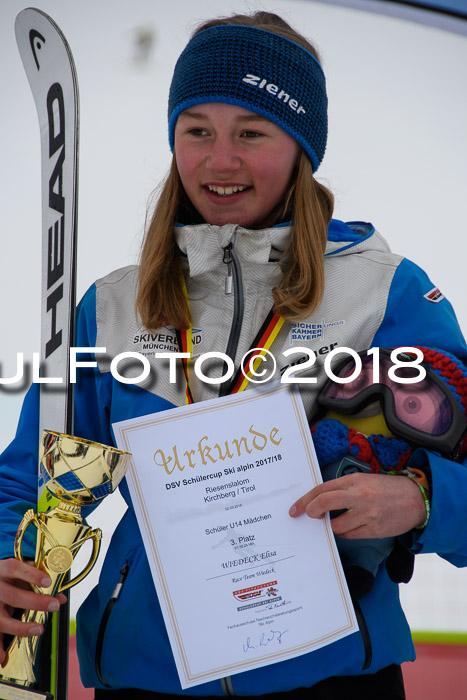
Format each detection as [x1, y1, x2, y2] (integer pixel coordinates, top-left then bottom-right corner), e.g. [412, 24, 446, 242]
[0, 679, 53, 699]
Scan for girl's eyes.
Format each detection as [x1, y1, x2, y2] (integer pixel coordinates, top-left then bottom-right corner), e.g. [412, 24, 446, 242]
[185, 128, 264, 139]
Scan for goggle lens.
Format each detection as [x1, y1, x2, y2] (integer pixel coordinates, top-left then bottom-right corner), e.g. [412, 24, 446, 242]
[323, 352, 455, 439]
[392, 384, 452, 436]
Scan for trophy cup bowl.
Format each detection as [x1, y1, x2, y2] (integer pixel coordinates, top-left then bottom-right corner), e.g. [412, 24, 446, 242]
[0, 430, 131, 696]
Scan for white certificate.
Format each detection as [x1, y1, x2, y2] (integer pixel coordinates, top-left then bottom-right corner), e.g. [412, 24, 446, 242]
[113, 384, 357, 689]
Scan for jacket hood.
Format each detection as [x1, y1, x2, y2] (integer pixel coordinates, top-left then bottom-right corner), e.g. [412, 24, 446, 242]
[326, 219, 391, 257]
[175, 219, 390, 277]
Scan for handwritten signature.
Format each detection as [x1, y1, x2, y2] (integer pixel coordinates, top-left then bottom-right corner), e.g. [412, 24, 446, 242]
[264, 598, 289, 611]
[243, 629, 288, 653]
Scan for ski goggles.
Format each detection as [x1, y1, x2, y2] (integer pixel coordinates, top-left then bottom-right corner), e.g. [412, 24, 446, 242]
[318, 348, 467, 458]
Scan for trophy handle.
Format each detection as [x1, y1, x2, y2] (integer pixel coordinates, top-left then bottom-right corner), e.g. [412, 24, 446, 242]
[14, 509, 39, 556]
[14, 510, 42, 589]
[58, 528, 102, 592]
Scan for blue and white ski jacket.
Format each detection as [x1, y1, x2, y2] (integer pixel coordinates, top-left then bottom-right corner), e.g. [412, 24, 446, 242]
[1, 219, 467, 694]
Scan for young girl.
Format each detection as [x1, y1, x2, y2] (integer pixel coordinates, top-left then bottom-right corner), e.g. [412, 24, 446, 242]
[1, 11, 467, 700]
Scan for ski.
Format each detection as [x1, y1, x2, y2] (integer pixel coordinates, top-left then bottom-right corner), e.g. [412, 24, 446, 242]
[11, 8, 80, 699]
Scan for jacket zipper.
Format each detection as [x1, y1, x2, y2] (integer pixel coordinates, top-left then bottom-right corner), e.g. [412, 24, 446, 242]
[95, 562, 130, 687]
[354, 598, 372, 670]
[221, 675, 236, 696]
[220, 230, 244, 400]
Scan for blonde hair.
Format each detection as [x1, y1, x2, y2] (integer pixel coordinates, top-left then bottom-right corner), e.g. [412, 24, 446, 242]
[137, 12, 334, 331]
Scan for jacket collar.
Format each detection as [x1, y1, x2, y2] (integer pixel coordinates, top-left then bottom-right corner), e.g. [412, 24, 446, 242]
[174, 223, 292, 279]
[174, 219, 385, 278]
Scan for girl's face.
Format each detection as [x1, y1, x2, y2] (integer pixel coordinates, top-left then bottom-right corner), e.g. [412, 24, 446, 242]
[174, 103, 300, 228]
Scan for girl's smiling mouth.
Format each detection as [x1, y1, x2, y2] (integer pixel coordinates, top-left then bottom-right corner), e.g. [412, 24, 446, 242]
[205, 184, 252, 197]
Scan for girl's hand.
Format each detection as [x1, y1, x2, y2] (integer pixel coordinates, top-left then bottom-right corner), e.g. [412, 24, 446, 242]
[289, 473, 427, 538]
[0, 558, 67, 664]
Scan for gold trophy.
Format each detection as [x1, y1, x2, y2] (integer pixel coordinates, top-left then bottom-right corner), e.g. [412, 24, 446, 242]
[0, 430, 131, 698]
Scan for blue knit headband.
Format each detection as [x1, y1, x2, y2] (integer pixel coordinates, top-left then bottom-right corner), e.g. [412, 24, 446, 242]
[168, 25, 328, 172]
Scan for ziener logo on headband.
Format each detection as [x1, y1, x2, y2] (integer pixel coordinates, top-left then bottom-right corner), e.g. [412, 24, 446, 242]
[242, 75, 306, 114]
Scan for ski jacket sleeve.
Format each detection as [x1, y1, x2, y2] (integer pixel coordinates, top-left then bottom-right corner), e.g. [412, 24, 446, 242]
[371, 258, 465, 360]
[0, 383, 41, 560]
[401, 448, 467, 566]
[371, 257, 467, 566]
[0, 283, 109, 560]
